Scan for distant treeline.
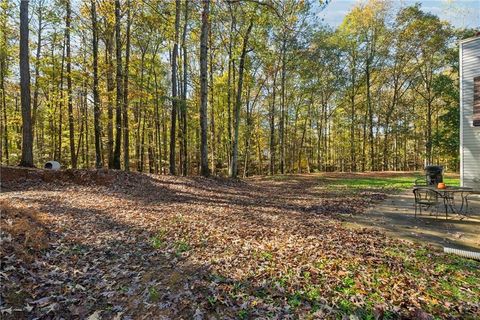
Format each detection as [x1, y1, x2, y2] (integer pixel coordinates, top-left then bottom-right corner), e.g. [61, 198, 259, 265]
[1, 0, 476, 175]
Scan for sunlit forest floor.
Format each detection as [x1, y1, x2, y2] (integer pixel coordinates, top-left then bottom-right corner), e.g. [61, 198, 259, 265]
[0, 168, 478, 319]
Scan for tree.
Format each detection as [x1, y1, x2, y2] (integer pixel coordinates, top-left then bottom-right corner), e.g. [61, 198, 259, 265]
[404, 5, 452, 165]
[2, 0, 464, 175]
[19, 0, 33, 167]
[123, 0, 131, 171]
[181, 0, 189, 176]
[0, 0, 12, 165]
[65, 0, 76, 168]
[90, 0, 102, 168]
[31, 0, 45, 131]
[269, 65, 278, 175]
[230, 21, 253, 178]
[169, 0, 181, 175]
[199, 0, 210, 177]
[100, 0, 115, 168]
[113, 0, 122, 169]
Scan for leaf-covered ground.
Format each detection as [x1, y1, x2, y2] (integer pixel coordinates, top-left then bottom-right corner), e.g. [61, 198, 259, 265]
[0, 168, 478, 319]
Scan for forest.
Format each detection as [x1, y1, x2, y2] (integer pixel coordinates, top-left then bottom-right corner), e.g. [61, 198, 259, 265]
[0, 0, 477, 177]
[2, 1, 480, 318]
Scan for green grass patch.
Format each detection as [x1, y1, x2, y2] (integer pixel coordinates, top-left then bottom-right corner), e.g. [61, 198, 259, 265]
[323, 176, 460, 190]
[237, 309, 249, 319]
[148, 286, 160, 302]
[150, 229, 167, 249]
[174, 240, 191, 254]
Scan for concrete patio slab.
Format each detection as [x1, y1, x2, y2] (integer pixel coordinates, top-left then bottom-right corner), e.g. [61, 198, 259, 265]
[344, 191, 480, 251]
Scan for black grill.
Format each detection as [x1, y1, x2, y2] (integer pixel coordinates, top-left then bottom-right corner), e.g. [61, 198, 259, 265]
[425, 165, 443, 186]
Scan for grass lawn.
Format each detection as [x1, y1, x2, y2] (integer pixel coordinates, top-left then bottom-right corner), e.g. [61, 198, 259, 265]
[322, 174, 460, 190]
[267, 171, 460, 191]
[0, 168, 477, 319]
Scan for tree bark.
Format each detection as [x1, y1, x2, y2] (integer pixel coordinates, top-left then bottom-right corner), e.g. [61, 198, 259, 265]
[349, 51, 356, 172]
[208, 3, 215, 175]
[226, 7, 235, 170]
[153, 67, 162, 172]
[105, 32, 114, 168]
[90, 0, 102, 168]
[199, 0, 210, 176]
[269, 68, 277, 175]
[169, 0, 181, 175]
[0, 9, 9, 164]
[230, 21, 252, 178]
[32, 0, 44, 133]
[113, 0, 122, 169]
[366, 55, 374, 171]
[123, 0, 131, 171]
[426, 98, 432, 164]
[19, 0, 33, 167]
[136, 47, 148, 171]
[279, 38, 286, 174]
[65, 0, 76, 168]
[55, 36, 66, 163]
[181, 0, 189, 176]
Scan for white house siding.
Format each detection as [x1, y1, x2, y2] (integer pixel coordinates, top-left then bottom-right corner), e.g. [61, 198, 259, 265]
[460, 37, 480, 188]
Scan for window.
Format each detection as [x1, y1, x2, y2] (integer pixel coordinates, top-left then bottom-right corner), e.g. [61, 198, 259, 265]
[474, 76, 480, 127]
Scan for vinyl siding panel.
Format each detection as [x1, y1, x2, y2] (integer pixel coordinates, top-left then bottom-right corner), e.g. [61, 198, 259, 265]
[460, 37, 480, 188]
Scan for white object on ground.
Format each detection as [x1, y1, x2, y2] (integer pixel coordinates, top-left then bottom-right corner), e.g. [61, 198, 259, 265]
[444, 247, 480, 260]
[44, 161, 61, 170]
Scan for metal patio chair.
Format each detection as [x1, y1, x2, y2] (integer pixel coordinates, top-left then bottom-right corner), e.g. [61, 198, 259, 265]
[413, 187, 443, 218]
[414, 177, 428, 186]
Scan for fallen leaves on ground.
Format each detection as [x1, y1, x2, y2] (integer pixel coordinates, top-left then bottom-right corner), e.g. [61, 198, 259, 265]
[0, 168, 478, 319]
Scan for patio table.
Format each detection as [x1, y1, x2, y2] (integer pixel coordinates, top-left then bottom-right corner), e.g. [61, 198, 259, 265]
[412, 185, 475, 218]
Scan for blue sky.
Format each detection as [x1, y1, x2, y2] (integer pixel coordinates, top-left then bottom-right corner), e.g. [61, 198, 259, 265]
[317, 0, 480, 29]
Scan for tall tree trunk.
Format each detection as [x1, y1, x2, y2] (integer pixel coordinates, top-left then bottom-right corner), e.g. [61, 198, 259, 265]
[75, 101, 84, 166]
[361, 105, 367, 171]
[32, 1, 43, 132]
[19, 0, 33, 167]
[366, 60, 374, 171]
[123, 0, 131, 171]
[169, 0, 180, 175]
[199, 0, 210, 176]
[279, 38, 286, 174]
[65, 0, 76, 168]
[1, 17, 8, 164]
[136, 49, 147, 170]
[105, 33, 114, 168]
[1, 75, 7, 164]
[83, 75, 89, 167]
[230, 21, 252, 178]
[426, 98, 432, 165]
[297, 102, 310, 173]
[139, 110, 146, 171]
[90, 0, 102, 168]
[315, 102, 323, 170]
[162, 104, 167, 173]
[269, 69, 277, 175]
[208, 4, 215, 175]
[243, 86, 252, 178]
[181, 0, 188, 176]
[349, 55, 356, 172]
[147, 129, 155, 173]
[226, 8, 235, 170]
[153, 63, 162, 173]
[113, 0, 122, 169]
[55, 35, 66, 163]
